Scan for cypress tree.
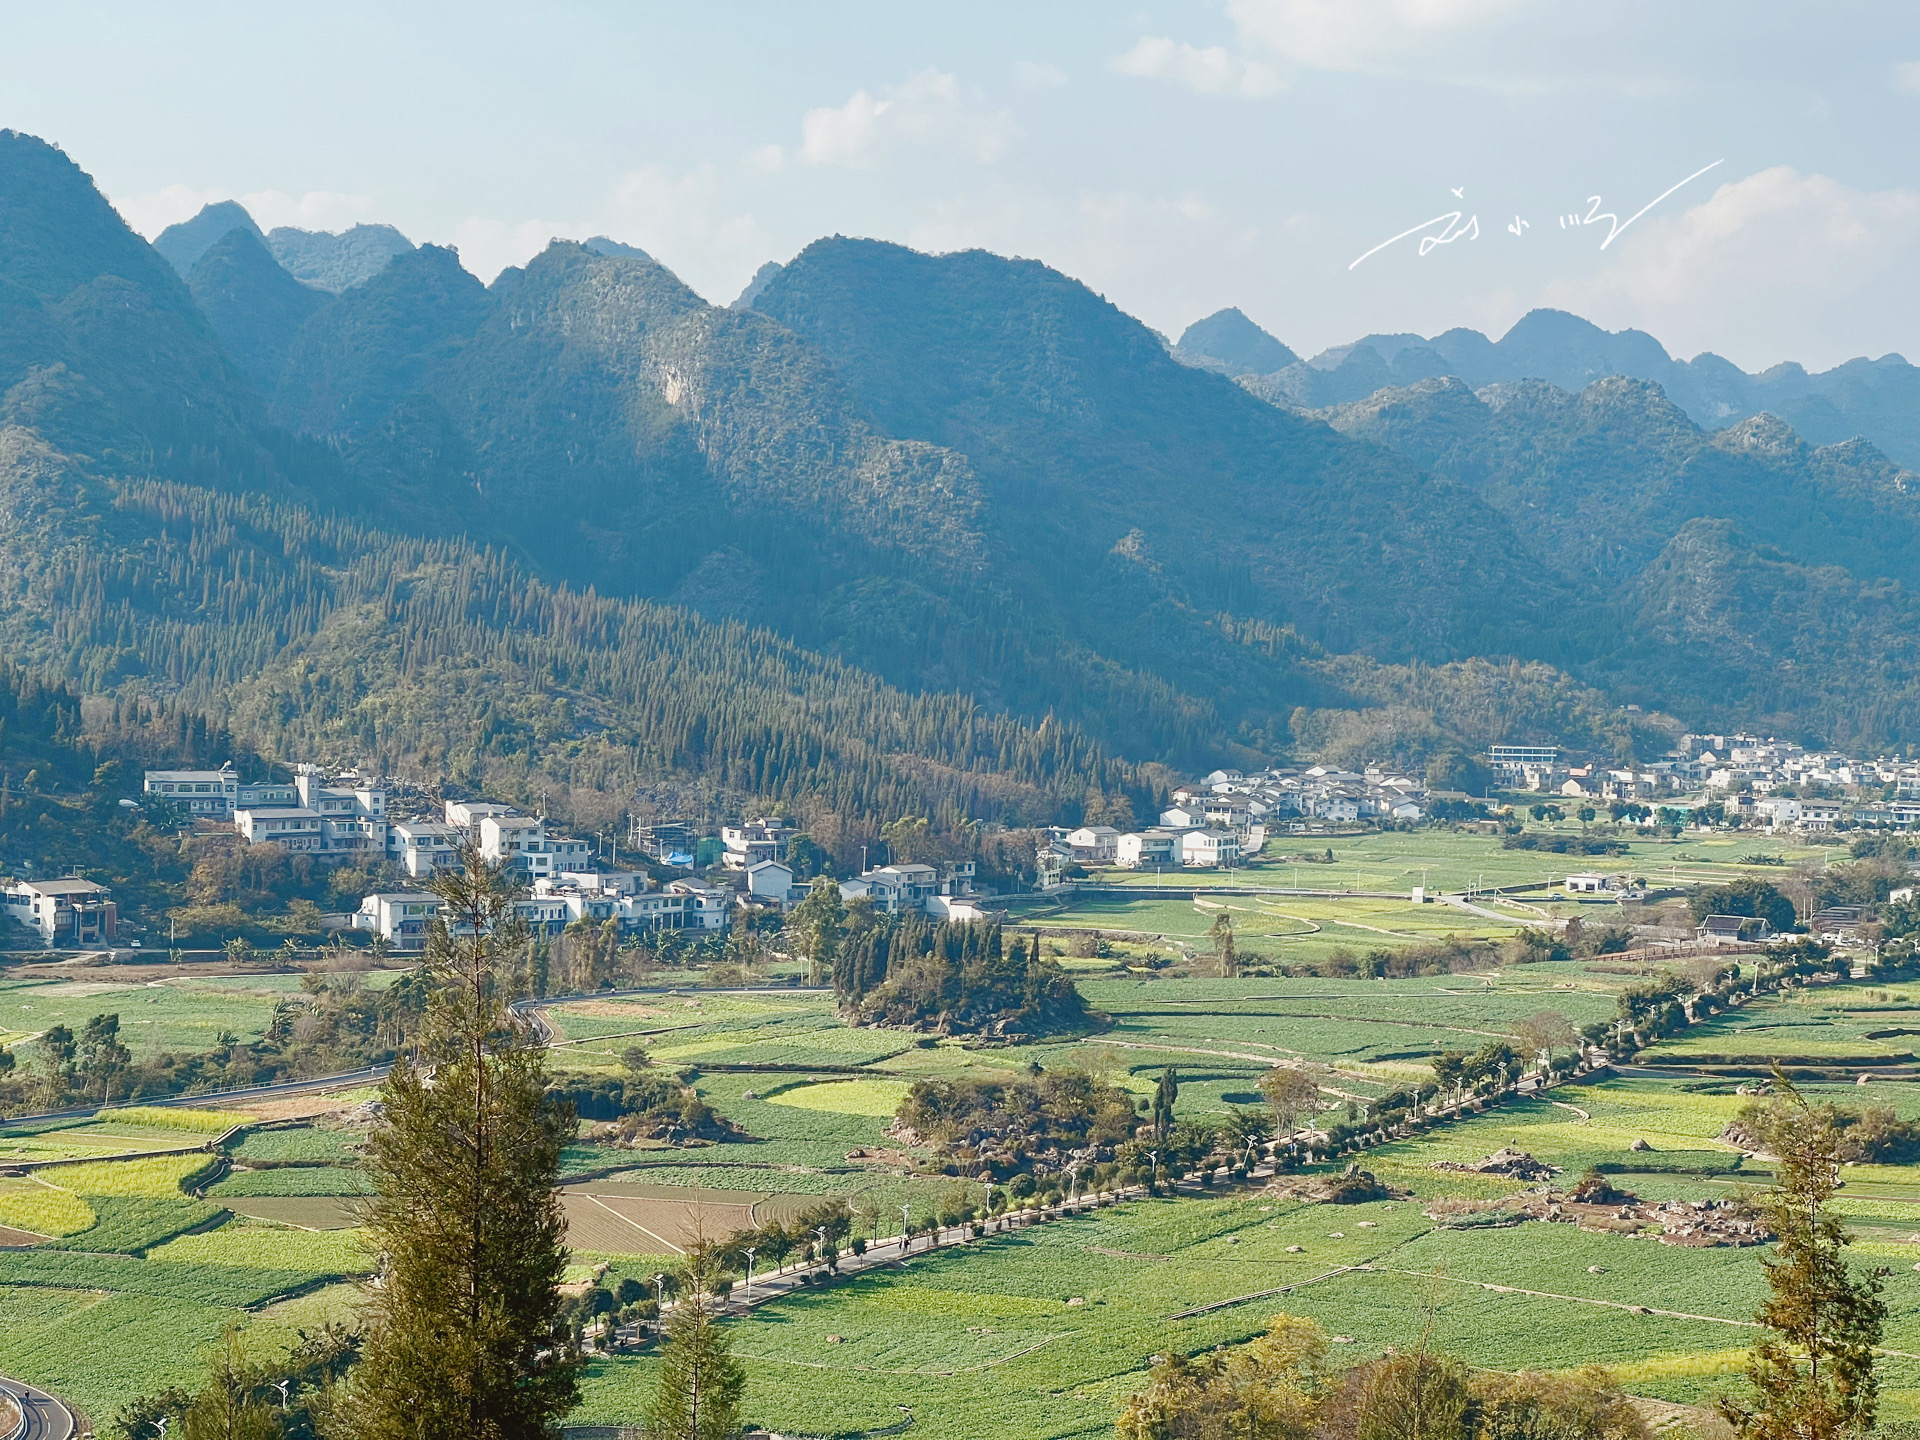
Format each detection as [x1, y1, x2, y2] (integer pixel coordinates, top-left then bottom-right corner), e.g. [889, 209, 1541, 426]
[331, 847, 579, 1440]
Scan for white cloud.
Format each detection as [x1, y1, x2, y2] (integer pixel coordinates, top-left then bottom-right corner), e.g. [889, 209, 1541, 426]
[799, 69, 1018, 168]
[1012, 60, 1069, 90]
[239, 189, 374, 233]
[446, 215, 577, 284]
[1893, 59, 1920, 94]
[1544, 165, 1920, 371]
[1226, 0, 1526, 74]
[1113, 37, 1280, 97]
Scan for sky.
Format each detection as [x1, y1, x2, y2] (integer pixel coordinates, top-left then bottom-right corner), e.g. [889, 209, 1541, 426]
[7, 1, 1920, 371]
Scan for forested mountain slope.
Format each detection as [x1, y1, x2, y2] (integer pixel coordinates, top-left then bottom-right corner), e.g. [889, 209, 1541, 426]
[1314, 374, 1920, 744]
[0, 133, 1149, 848]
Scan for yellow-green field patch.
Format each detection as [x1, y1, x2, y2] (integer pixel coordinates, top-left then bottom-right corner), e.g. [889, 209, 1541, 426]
[765, 1079, 912, 1117]
[0, 1179, 95, 1237]
[44, 1153, 212, 1197]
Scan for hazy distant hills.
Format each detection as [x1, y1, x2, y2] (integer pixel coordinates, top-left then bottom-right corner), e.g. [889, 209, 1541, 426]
[4, 122, 1920, 810]
[155, 202, 414, 293]
[1178, 304, 1920, 469]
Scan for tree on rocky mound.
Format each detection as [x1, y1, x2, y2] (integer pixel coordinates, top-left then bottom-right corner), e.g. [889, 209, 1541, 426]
[832, 916, 1088, 1034]
[893, 1067, 1137, 1173]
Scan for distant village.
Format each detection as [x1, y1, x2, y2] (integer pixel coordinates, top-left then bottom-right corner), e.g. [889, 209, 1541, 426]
[2, 725, 1916, 951]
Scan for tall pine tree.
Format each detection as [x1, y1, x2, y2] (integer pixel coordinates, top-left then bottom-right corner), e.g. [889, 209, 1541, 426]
[1719, 1069, 1888, 1438]
[645, 1244, 746, 1440]
[331, 848, 579, 1440]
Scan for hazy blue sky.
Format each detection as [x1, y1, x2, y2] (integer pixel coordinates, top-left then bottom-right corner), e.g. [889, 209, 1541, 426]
[8, 2, 1919, 369]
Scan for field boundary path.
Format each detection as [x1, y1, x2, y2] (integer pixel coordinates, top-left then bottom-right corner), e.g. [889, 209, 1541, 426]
[0, 1377, 75, 1440]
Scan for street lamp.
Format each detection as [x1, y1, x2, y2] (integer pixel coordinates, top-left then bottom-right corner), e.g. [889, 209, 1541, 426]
[900, 1203, 912, 1252]
[654, 1272, 668, 1315]
[815, 1224, 829, 1270]
[743, 1247, 756, 1300]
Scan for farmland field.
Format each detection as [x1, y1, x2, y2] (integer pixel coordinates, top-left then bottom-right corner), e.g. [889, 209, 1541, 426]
[1082, 828, 1828, 896]
[3, 897, 1916, 1432]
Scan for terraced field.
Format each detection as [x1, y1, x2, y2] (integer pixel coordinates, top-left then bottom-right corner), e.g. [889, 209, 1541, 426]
[1641, 982, 1920, 1064]
[0, 1131, 379, 1421]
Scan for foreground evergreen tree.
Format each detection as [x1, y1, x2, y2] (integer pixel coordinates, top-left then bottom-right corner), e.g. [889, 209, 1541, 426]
[645, 1244, 746, 1440]
[329, 848, 579, 1440]
[181, 1328, 282, 1440]
[1719, 1070, 1889, 1439]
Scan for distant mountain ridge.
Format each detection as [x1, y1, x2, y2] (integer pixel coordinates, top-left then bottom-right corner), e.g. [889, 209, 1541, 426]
[1175, 305, 1920, 469]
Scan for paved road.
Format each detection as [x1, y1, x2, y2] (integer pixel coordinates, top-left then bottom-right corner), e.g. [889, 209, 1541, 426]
[0, 1377, 75, 1440]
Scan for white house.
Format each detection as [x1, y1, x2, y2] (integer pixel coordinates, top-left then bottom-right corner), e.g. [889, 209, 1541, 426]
[3, 877, 117, 945]
[234, 807, 325, 852]
[1062, 826, 1120, 863]
[1159, 805, 1204, 829]
[840, 863, 940, 915]
[1563, 873, 1613, 894]
[1180, 830, 1241, 868]
[387, 821, 463, 878]
[353, 893, 443, 952]
[722, 818, 796, 870]
[444, 799, 519, 837]
[478, 814, 591, 878]
[1116, 830, 1181, 869]
[745, 859, 800, 906]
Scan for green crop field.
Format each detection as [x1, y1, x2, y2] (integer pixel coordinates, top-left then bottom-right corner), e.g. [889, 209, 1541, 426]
[1083, 826, 1824, 897]
[570, 1172, 1920, 1437]
[1641, 983, 1920, 1063]
[0, 1139, 380, 1421]
[6, 928, 1919, 1432]
[0, 975, 288, 1061]
[766, 1078, 915, 1116]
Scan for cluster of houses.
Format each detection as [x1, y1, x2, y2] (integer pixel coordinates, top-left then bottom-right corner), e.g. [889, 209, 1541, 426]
[123, 773, 1001, 952]
[1499, 736, 1920, 834]
[1044, 765, 1434, 878]
[138, 765, 729, 952]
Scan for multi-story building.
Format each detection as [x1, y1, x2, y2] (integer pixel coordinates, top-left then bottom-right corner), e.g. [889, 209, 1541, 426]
[444, 799, 519, 838]
[143, 766, 238, 817]
[721, 817, 795, 870]
[233, 808, 325, 851]
[477, 814, 591, 878]
[3, 877, 117, 945]
[839, 863, 940, 914]
[387, 821, 463, 878]
[1179, 830, 1241, 868]
[352, 893, 443, 952]
[1116, 830, 1181, 869]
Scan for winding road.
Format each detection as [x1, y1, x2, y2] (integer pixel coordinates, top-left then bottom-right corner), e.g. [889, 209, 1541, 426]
[0, 1377, 75, 1440]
